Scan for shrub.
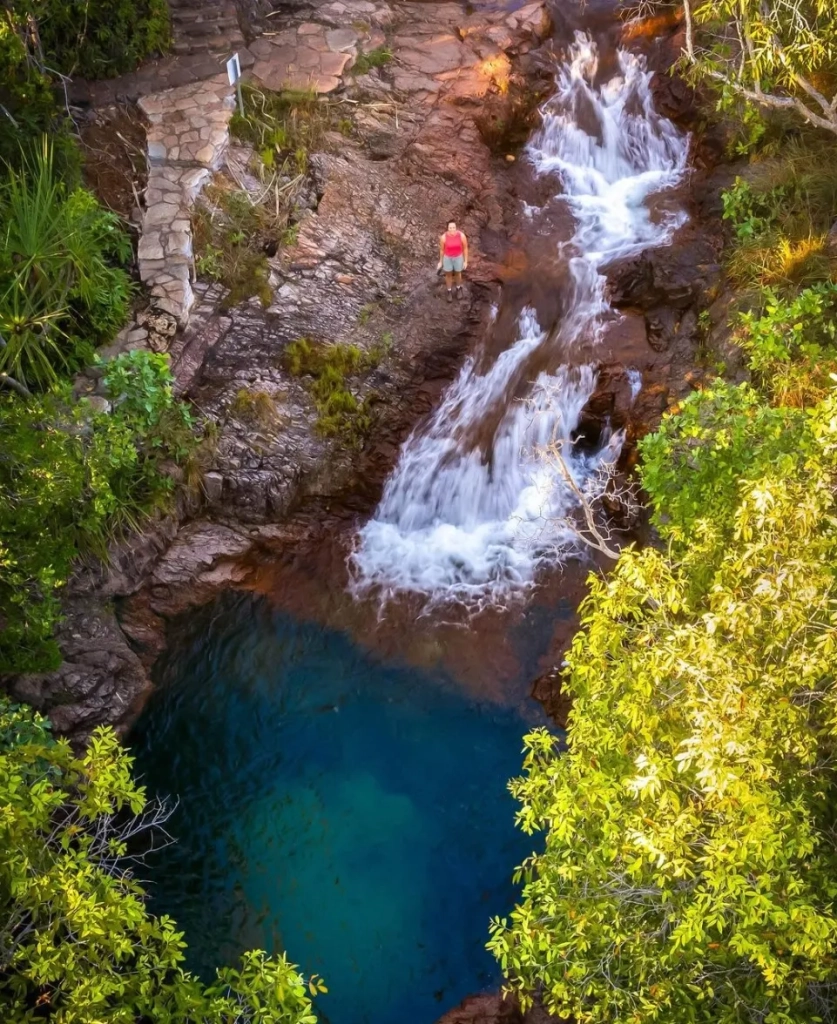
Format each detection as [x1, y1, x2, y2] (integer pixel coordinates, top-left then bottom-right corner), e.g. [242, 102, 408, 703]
[0, 19, 71, 171]
[0, 143, 133, 390]
[31, 0, 170, 79]
[734, 284, 837, 405]
[230, 85, 329, 170]
[0, 353, 197, 672]
[0, 696, 323, 1022]
[192, 186, 273, 310]
[721, 139, 837, 290]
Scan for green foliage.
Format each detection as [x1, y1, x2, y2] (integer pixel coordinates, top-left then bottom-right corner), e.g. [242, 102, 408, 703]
[683, 0, 837, 137]
[284, 337, 384, 444]
[734, 283, 837, 404]
[720, 136, 837, 292]
[0, 142, 133, 389]
[490, 385, 837, 1024]
[230, 85, 329, 171]
[352, 47, 393, 76]
[29, 0, 170, 78]
[0, 17, 70, 170]
[721, 176, 785, 241]
[0, 696, 322, 1023]
[639, 383, 809, 555]
[192, 188, 273, 310]
[0, 353, 196, 672]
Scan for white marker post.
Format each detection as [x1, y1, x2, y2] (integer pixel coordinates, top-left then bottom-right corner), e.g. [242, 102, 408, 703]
[226, 52, 244, 117]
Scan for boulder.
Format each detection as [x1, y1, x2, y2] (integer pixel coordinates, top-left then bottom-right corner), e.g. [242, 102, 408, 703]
[604, 234, 721, 311]
[644, 305, 698, 354]
[435, 992, 558, 1024]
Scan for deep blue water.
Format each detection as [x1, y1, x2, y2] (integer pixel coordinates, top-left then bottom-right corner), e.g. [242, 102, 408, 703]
[130, 593, 544, 1024]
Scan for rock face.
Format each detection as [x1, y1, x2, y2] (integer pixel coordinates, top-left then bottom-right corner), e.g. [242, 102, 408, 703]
[604, 233, 721, 313]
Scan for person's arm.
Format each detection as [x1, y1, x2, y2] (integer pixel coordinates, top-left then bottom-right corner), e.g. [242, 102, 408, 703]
[462, 232, 469, 269]
[438, 234, 445, 268]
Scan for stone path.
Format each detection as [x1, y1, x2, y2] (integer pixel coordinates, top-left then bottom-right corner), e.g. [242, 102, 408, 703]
[136, 75, 234, 323]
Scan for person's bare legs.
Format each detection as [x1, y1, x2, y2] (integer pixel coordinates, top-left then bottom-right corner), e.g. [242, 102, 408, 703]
[454, 270, 463, 297]
[445, 269, 454, 300]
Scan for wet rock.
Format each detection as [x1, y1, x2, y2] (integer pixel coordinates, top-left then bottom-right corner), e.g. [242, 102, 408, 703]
[828, 218, 837, 256]
[645, 305, 698, 353]
[650, 70, 697, 125]
[604, 232, 721, 311]
[578, 363, 635, 438]
[4, 604, 151, 745]
[435, 992, 559, 1024]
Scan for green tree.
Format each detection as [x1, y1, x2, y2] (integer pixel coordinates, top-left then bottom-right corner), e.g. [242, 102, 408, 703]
[489, 383, 837, 1024]
[0, 697, 323, 1022]
[681, 0, 837, 136]
[0, 9, 66, 169]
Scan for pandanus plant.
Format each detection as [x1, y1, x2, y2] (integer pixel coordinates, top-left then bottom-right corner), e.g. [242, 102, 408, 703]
[0, 139, 133, 394]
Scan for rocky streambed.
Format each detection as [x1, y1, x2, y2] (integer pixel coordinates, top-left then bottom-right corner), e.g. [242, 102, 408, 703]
[7, 0, 731, 750]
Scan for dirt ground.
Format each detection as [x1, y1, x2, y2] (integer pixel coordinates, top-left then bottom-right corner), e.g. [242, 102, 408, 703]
[78, 104, 147, 222]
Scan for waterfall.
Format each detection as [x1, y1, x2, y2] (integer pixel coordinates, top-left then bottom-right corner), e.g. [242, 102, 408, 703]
[349, 33, 689, 608]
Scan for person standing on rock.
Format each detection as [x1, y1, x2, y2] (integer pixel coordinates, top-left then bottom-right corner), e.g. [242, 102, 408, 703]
[438, 220, 468, 302]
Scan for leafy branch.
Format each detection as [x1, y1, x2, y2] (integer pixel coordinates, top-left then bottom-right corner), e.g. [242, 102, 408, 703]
[681, 0, 837, 136]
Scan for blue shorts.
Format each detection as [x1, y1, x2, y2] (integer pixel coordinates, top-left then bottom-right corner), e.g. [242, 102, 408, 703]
[443, 255, 464, 272]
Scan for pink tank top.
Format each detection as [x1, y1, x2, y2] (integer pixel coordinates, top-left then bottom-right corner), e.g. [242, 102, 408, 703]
[443, 231, 464, 257]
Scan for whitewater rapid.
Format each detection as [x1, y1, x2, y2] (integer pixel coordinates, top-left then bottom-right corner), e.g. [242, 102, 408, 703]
[350, 33, 688, 608]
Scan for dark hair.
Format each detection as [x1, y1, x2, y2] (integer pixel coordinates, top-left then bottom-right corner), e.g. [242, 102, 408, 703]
[447, 219, 456, 228]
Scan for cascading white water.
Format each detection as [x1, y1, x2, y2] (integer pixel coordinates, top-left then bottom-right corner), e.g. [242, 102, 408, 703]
[350, 33, 689, 607]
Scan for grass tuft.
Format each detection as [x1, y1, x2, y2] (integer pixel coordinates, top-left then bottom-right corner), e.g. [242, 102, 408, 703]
[230, 388, 281, 427]
[352, 47, 392, 76]
[283, 337, 388, 445]
[726, 232, 834, 290]
[192, 183, 275, 310]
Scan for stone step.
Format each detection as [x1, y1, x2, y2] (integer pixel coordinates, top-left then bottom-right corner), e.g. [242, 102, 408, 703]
[171, 6, 236, 24]
[172, 36, 245, 56]
[186, 16, 241, 33]
[167, 0, 226, 9]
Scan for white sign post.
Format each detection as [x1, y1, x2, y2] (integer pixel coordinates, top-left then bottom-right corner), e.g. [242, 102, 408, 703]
[226, 52, 244, 117]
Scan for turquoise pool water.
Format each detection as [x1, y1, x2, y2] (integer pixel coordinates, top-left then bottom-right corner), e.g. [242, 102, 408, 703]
[130, 593, 545, 1024]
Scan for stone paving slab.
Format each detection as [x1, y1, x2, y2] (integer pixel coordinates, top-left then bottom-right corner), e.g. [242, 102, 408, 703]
[251, 21, 361, 94]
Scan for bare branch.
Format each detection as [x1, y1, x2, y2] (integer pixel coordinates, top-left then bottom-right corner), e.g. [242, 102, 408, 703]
[536, 439, 641, 562]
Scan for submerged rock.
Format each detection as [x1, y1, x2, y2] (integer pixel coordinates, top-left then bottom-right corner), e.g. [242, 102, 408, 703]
[435, 992, 560, 1024]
